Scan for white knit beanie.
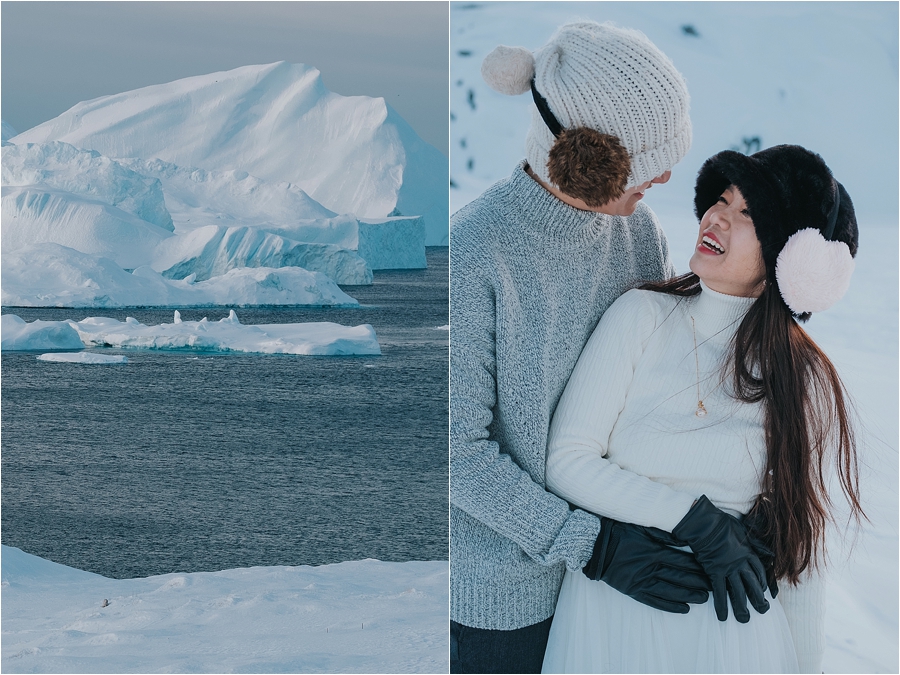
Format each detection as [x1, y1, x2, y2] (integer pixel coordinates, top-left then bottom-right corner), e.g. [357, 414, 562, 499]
[482, 21, 692, 190]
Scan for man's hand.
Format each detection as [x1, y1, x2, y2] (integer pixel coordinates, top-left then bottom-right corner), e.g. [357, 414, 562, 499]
[583, 516, 711, 613]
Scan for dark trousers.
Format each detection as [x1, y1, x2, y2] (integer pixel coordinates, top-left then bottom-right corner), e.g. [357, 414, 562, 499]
[450, 616, 554, 674]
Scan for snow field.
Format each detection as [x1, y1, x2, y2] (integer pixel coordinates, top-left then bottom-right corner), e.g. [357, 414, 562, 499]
[1, 546, 449, 674]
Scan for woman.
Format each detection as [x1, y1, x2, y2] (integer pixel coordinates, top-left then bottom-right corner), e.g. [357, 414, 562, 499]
[541, 145, 863, 674]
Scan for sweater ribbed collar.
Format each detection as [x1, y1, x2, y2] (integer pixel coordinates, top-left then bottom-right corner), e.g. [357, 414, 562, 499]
[495, 162, 609, 247]
[689, 280, 757, 343]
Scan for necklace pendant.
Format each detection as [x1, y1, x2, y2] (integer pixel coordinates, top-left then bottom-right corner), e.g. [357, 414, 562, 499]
[695, 401, 707, 417]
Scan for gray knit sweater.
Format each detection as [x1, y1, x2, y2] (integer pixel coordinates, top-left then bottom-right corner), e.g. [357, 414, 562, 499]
[450, 162, 675, 630]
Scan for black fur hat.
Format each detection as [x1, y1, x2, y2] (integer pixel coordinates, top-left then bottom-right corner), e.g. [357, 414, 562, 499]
[694, 145, 858, 317]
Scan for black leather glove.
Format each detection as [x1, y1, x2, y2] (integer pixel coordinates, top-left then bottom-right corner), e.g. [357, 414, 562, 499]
[672, 495, 770, 623]
[583, 515, 711, 614]
[743, 507, 779, 600]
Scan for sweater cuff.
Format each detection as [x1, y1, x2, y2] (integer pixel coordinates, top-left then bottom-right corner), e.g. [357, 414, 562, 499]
[546, 509, 602, 572]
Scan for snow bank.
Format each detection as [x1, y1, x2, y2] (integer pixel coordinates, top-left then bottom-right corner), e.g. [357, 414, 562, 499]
[36, 352, 128, 364]
[0, 314, 83, 351]
[12, 61, 449, 245]
[1, 244, 360, 308]
[68, 311, 381, 356]
[0, 545, 448, 674]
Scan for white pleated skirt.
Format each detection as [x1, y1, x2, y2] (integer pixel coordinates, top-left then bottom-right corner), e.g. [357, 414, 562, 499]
[542, 569, 799, 674]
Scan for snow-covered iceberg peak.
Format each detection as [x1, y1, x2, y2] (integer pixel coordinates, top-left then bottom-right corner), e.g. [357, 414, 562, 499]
[12, 62, 449, 245]
[2, 120, 18, 143]
[2, 141, 173, 231]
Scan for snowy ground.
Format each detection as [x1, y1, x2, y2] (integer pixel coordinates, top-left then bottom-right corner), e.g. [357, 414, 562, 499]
[451, 3, 897, 673]
[1, 546, 449, 674]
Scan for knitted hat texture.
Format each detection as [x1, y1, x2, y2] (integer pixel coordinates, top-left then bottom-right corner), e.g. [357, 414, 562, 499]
[693, 145, 858, 317]
[482, 21, 692, 190]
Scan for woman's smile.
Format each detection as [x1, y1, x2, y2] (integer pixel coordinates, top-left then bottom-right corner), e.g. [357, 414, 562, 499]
[698, 231, 725, 255]
[689, 185, 765, 297]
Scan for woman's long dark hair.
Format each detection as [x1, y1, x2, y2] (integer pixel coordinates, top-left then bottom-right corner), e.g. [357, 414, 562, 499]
[640, 272, 864, 584]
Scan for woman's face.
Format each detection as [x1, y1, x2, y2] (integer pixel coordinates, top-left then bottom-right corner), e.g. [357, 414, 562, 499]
[689, 185, 766, 298]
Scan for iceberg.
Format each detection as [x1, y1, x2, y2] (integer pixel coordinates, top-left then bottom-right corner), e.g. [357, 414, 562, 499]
[36, 352, 128, 364]
[1, 244, 360, 308]
[1, 314, 83, 351]
[2, 141, 173, 231]
[264, 214, 427, 270]
[117, 156, 337, 233]
[2, 140, 425, 286]
[150, 224, 372, 284]
[12, 62, 449, 245]
[66, 311, 381, 356]
[2, 185, 173, 270]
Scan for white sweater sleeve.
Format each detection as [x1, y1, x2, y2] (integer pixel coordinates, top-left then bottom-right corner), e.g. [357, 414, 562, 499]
[778, 569, 826, 674]
[546, 290, 697, 532]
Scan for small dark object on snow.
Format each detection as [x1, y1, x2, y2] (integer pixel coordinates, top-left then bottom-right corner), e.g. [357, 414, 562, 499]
[458, 50, 473, 57]
[101, 599, 109, 608]
[681, 24, 700, 37]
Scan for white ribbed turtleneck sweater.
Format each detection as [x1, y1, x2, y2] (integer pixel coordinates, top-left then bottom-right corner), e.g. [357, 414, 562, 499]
[546, 282, 825, 674]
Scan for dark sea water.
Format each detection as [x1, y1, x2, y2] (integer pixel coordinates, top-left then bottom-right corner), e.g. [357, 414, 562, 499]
[1, 248, 448, 579]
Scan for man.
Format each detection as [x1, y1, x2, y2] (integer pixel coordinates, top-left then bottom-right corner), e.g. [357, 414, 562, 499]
[450, 21, 709, 673]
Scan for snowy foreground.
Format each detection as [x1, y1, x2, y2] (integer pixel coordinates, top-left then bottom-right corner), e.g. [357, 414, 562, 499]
[1, 312, 381, 357]
[1, 546, 449, 674]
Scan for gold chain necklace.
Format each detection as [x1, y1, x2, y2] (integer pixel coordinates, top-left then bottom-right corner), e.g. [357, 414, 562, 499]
[691, 316, 708, 417]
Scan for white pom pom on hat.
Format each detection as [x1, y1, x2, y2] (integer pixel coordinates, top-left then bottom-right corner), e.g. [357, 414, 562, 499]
[481, 45, 535, 96]
[775, 228, 855, 315]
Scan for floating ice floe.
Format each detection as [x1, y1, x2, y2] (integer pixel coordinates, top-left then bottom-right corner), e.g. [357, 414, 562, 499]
[3, 311, 380, 355]
[36, 352, 128, 364]
[1, 244, 360, 308]
[67, 310, 381, 356]
[1, 314, 83, 351]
